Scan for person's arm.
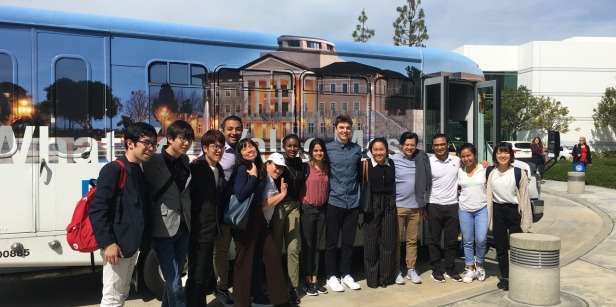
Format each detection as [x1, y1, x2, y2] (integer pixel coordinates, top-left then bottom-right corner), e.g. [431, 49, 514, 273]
[234, 164, 260, 202]
[262, 178, 288, 210]
[89, 162, 123, 264]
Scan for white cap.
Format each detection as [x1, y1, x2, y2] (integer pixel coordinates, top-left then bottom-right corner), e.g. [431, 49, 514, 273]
[267, 152, 287, 168]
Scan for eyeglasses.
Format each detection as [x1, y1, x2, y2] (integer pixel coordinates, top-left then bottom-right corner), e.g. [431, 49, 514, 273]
[177, 136, 192, 143]
[138, 140, 157, 149]
[209, 144, 224, 151]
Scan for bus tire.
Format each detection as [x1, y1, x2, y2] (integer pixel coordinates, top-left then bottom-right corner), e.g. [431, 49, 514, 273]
[143, 250, 164, 300]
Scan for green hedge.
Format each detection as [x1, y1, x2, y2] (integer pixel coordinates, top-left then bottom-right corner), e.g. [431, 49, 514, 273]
[544, 158, 616, 189]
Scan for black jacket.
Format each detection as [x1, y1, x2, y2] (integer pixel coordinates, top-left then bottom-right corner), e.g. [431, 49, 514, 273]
[189, 157, 226, 242]
[89, 155, 151, 258]
[572, 144, 592, 164]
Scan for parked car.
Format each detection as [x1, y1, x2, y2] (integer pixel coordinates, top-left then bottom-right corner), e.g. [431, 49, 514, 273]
[505, 141, 532, 161]
[548, 145, 573, 160]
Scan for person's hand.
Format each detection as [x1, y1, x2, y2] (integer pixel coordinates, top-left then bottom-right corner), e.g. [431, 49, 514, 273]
[280, 177, 288, 195]
[103, 243, 123, 265]
[422, 208, 429, 221]
[247, 163, 258, 177]
[479, 160, 490, 168]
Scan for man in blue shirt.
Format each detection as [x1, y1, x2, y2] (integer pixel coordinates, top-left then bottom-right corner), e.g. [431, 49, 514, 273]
[324, 114, 363, 292]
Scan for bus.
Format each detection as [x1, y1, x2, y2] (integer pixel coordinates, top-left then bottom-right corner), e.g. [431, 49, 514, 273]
[0, 5, 504, 296]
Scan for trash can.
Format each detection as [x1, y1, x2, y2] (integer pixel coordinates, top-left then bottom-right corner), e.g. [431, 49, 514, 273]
[509, 233, 561, 306]
[567, 171, 585, 193]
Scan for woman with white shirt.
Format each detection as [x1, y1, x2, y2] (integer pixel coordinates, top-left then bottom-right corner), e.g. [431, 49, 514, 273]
[456, 143, 488, 284]
[486, 142, 532, 292]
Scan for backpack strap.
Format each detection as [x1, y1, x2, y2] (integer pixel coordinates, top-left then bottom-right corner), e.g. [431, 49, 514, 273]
[113, 160, 127, 223]
[485, 165, 494, 182]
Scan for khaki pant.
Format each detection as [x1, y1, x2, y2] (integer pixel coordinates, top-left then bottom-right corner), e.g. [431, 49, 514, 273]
[213, 224, 232, 289]
[395, 207, 422, 270]
[270, 200, 300, 288]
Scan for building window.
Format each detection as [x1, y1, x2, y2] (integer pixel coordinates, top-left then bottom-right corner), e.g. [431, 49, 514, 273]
[307, 41, 321, 49]
[319, 83, 324, 94]
[169, 63, 189, 85]
[342, 83, 348, 93]
[318, 102, 325, 113]
[235, 104, 241, 113]
[258, 103, 263, 113]
[342, 102, 348, 113]
[236, 87, 242, 96]
[225, 104, 231, 113]
[320, 122, 325, 133]
[330, 83, 336, 93]
[308, 123, 314, 133]
[281, 84, 289, 97]
[356, 122, 362, 130]
[330, 102, 336, 112]
[288, 40, 301, 47]
[353, 101, 360, 111]
[225, 88, 232, 97]
[353, 82, 360, 93]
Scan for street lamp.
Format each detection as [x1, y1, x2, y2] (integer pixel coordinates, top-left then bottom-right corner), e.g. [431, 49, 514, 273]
[159, 106, 168, 135]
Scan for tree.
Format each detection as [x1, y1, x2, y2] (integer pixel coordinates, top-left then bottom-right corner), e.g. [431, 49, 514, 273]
[124, 90, 149, 123]
[592, 87, 616, 130]
[501, 86, 536, 140]
[531, 96, 574, 134]
[352, 9, 375, 43]
[393, 0, 429, 47]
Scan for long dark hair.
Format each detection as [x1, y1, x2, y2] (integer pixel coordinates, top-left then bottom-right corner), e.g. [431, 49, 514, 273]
[233, 138, 263, 174]
[308, 138, 329, 165]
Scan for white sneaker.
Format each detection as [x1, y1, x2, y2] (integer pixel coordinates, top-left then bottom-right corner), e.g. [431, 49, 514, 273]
[395, 270, 406, 285]
[406, 269, 422, 284]
[341, 275, 361, 290]
[462, 269, 476, 283]
[476, 267, 486, 281]
[327, 276, 345, 292]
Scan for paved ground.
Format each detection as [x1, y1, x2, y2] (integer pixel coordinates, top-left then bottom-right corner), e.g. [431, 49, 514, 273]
[1, 180, 614, 306]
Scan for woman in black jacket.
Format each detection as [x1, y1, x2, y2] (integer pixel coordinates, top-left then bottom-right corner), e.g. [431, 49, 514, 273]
[229, 139, 289, 307]
[572, 136, 592, 168]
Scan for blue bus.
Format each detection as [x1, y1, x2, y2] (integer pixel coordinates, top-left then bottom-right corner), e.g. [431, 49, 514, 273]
[0, 5, 502, 296]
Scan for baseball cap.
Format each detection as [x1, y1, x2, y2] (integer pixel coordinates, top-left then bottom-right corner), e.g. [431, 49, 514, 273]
[267, 152, 287, 168]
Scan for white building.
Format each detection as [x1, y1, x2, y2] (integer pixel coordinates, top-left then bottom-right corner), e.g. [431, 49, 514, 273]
[454, 37, 616, 151]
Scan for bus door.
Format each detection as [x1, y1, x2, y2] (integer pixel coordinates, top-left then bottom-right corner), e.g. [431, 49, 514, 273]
[36, 32, 109, 232]
[301, 74, 370, 148]
[423, 76, 449, 149]
[215, 67, 297, 154]
[0, 27, 35, 235]
[474, 80, 501, 162]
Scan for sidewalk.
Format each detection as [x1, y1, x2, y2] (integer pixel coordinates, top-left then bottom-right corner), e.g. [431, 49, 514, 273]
[445, 180, 616, 307]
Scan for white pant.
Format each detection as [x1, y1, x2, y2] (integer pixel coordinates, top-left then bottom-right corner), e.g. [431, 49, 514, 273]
[100, 250, 139, 307]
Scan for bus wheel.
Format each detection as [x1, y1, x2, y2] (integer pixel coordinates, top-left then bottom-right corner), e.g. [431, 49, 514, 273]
[143, 250, 164, 300]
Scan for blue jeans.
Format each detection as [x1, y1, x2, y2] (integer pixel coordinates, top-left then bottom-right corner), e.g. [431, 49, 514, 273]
[152, 222, 190, 307]
[458, 206, 488, 266]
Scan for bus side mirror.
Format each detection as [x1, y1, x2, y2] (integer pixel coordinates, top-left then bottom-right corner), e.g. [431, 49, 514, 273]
[548, 130, 560, 158]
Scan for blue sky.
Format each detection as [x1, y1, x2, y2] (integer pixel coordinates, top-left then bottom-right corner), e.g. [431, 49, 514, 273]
[2, 0, 616, 50]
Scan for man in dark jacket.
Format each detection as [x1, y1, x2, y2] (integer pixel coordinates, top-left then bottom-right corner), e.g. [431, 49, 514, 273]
[89, 122, 157, 307]
[184, 129, 226, 307]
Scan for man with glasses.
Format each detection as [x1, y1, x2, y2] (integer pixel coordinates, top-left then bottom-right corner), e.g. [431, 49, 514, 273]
[143, 120, 195, 306]
[185, 129, 227, 307]
[426, 133, 462, 283]
[213, 116, 243, 306]
[390, 132, 431, 285]
[90, 122, 158, 306]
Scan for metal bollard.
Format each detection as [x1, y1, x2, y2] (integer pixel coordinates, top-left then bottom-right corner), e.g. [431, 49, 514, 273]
[509, 233, 561, 305]
[567, 171, 585, 193]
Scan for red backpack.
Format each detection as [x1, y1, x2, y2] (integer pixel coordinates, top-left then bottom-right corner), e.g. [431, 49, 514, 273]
[66, 160, 126, 252]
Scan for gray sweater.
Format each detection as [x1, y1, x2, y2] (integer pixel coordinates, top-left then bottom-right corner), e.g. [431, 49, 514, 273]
[391, 150, 432, 208]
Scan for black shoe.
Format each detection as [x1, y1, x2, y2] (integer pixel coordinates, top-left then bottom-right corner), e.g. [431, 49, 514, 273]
[445, 271, 463, 282]
[304, 283, 318, 296]
[213, 288, 234, 306]
[252, 295, 273, 307]
[497, 279, 509, 291]
[431, 270, 446, 283]
[289, 287, 301, 305]
[315, 282, 328, 294]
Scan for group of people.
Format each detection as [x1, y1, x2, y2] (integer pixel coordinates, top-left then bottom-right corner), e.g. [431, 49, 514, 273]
[88, 114, 534, 307]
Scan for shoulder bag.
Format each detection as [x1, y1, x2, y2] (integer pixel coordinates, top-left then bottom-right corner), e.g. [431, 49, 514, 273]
[223, 193, 254, 230]
[360, 159, 373, 214]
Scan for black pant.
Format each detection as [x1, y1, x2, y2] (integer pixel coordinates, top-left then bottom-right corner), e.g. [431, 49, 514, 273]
[300, 204, 327, 278]
[493, 202, 522, 279]
[427, 203, 459, 273]
[363, 194, 397, 288]
[532, 157, 545, 179]
[324, 205, 359, 278]
[185, 241, 214, 307]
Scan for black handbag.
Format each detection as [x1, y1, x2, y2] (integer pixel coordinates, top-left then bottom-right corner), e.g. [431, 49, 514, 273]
[360, 159, 373, 214]
[223, 194, 254, 230]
